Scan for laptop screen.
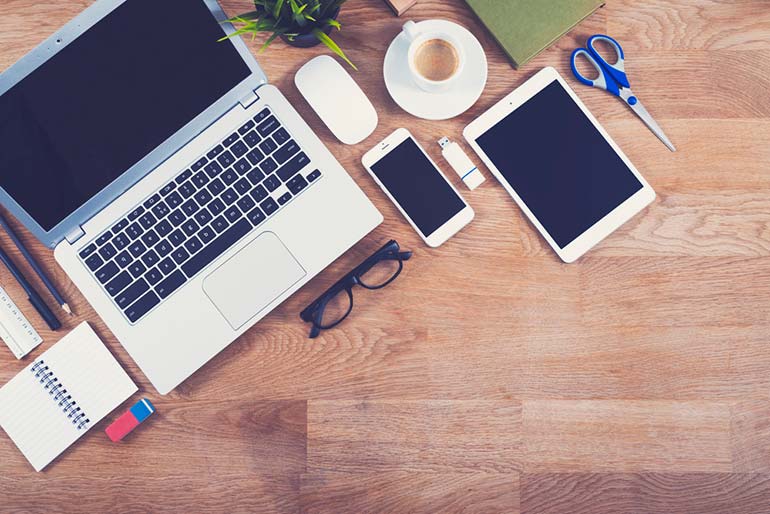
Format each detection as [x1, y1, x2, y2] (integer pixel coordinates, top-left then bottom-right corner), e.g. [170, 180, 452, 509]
[0, 0, 251, 231]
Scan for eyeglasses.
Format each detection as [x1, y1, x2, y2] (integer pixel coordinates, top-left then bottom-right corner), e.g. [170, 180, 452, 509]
[300, 240, 412, 338]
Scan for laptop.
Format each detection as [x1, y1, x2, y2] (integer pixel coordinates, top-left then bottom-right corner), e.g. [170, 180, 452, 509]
[0, 0, 382, 394]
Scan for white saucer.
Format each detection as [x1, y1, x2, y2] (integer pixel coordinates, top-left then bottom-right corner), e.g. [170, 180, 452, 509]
[383, 20, 488, 121]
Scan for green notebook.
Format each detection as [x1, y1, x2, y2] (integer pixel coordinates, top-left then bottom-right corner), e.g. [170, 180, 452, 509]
[465, 0, 605, 68]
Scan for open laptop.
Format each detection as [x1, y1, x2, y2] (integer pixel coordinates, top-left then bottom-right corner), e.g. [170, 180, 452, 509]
[0, 0, 382, 394]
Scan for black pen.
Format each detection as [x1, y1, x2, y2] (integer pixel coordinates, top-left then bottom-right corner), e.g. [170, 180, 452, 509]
[0, 244, 61, 330]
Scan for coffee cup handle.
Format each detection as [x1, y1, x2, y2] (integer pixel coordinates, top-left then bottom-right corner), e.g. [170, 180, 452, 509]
[402, 20, 420, 43]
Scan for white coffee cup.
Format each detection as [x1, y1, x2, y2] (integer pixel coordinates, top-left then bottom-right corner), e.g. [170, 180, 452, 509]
[402, 20, 465, 94]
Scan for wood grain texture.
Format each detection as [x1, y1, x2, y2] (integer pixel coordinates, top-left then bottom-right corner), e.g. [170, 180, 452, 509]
[1, 0, 770, 512]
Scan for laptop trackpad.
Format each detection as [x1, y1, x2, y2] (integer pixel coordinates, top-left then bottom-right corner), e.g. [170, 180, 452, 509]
[202, 232, 306, 330]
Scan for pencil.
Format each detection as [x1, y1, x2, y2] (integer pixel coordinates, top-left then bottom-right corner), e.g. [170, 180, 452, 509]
[0, 214, 72, 315]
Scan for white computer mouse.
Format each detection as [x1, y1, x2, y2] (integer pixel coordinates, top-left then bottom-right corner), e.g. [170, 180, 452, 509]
[295, 55, 378, 145]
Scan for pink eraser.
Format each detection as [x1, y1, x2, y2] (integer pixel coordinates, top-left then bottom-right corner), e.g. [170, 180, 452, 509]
[106, 398, 155, 442]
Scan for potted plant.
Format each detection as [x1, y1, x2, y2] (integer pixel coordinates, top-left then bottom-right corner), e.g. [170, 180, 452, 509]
[224, 0, 356, 69]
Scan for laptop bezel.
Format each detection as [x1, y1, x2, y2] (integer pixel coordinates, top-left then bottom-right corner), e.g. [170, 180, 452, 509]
[0, 0, 268, 249]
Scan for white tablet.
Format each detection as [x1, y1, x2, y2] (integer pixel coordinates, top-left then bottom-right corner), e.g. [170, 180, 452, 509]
[464, 67, 655, 263]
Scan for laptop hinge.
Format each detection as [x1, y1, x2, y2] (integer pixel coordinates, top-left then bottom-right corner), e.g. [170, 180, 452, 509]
[239, 89, 260, 109]
[64, 225, 85, 245]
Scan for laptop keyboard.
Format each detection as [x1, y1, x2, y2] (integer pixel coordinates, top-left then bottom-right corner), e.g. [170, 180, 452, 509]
[77, 107, 322, 324]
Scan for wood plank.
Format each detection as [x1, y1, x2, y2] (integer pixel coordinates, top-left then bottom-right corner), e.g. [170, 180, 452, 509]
[731, 398, 770, 472]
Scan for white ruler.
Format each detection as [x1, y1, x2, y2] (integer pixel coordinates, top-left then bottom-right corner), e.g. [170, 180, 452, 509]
[0, 285, 43, 359]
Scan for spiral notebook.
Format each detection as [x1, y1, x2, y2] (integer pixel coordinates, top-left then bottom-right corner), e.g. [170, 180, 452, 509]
[0, 322, 137, 471]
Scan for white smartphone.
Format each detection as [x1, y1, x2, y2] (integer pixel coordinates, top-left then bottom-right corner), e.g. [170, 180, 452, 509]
[362, 128, 474, 248]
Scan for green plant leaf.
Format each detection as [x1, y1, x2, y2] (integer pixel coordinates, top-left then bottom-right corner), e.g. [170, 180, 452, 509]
[312, 28, 357, 70]
[325, 18, 341, 30]
[272, 0, 285, 19]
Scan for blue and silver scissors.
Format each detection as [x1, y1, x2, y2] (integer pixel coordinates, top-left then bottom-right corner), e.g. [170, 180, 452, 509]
[570, 34, 676, 152]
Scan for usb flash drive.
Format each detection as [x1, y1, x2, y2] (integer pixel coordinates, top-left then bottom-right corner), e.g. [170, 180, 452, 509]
[438, 137, 485, 190]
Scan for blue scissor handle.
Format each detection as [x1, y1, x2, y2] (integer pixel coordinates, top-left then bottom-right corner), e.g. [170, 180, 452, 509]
[570, 34, 630, 97]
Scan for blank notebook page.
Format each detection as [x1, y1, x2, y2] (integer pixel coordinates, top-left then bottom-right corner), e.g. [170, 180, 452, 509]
[0, 322, 136, 471]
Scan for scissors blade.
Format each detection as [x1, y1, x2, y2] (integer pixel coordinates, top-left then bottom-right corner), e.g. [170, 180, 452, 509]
[620, 89, 677, 152]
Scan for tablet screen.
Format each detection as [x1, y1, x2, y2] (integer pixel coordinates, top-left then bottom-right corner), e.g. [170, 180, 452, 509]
[474, 80, 643, 248]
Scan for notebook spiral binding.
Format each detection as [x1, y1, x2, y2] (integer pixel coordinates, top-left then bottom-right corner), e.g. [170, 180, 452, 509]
[31, 360, 91, 430]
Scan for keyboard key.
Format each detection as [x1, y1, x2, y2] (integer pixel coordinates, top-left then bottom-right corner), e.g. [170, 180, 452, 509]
[168, 229, 186, 247]
[246, 167, 265, 186]
[166, 191, 183, 208]
[307, 169, 322, 182]
[217, 150, 235, 168]
[264, 175, 281, 192]
[259, 157, 278, 175]
[247, 207, 266, 226]
[254, 108, 271, 123]
[208, 198, 225, 215]
[160, 182, 176, 196]
[95, 261, 119, 284]
[175, 169, 192, 184]
[221, 169, 238, 185]
[106, 271, 132, 296]
[246, 147, 264, 166]
[272, 128, 290, 145]
[234, 159, 251, 175]
[211, 216, 229, 233]
[169, 209, 186, 227]
[115, 251, 132, 268]
[98, 242, 117, 260]
[128, 241, 147, 258]
[192, 171, 209, 188]
[158, 257, 176, 275]
[224, 206, 242, 223]
[139, 212, 157, 230]
[191, 156, 208, 171]
[277, 152, 311, 182]
[287, 174, 309, 195]
[115, 279, 149, 309]
[182, 219, 200, 237]
[179, 181, 196, 199]
[182, 219, 251, 278]
[261, 198, 279, 216]
[198, 226, 216, 244]
[273, 140, 300, 164]
[238, 120, 255, 135]
[113, 233, 130, 250]
[126, 222, 144, 240]
[259, 138, 278, 155]
[181, 199, 199, 216]
[96, 232, 112, 246]
[206, 144, 224, 160]
[224, 132, 239, 147]
[234, 178, 251, 195]
[128, 206, 144, 221]
[231, 141, 248, 158]
[250, 184, 268, 202]
[208, 178, 225, 195]
[151, 201, 170, 219]
[143, 194, 161, 209]
[277, 192, 292, 205]
[112, 219, 129, 233]
[194, 189, 213, 206]
[155, 240, 173, 257]
[142, 249, 160, 268]
[125, 291, 160, 323]
[172, 247, 190, 265]
[128, 261, 147, 279]
[244, 131, 261, 148]
[204, 161, 223, 178]
[155, 219, 172, 237]
[84, 253, 104, 271]
[146, 267, 163, 285]
[221, 188, 239, 205]
[257, 116, 280, 137]
[156, 270, 186, 299]
[195, 209, 213, 226]
[141, 229, 160, 248]
[237, 195, 256, 213]
[184, 236, 203, 254]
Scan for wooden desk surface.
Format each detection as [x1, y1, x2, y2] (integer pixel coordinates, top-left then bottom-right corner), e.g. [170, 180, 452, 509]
[1, 1, 770, 512]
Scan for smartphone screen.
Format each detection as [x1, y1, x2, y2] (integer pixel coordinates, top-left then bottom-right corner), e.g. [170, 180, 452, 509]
[370, 137, 466, 236]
